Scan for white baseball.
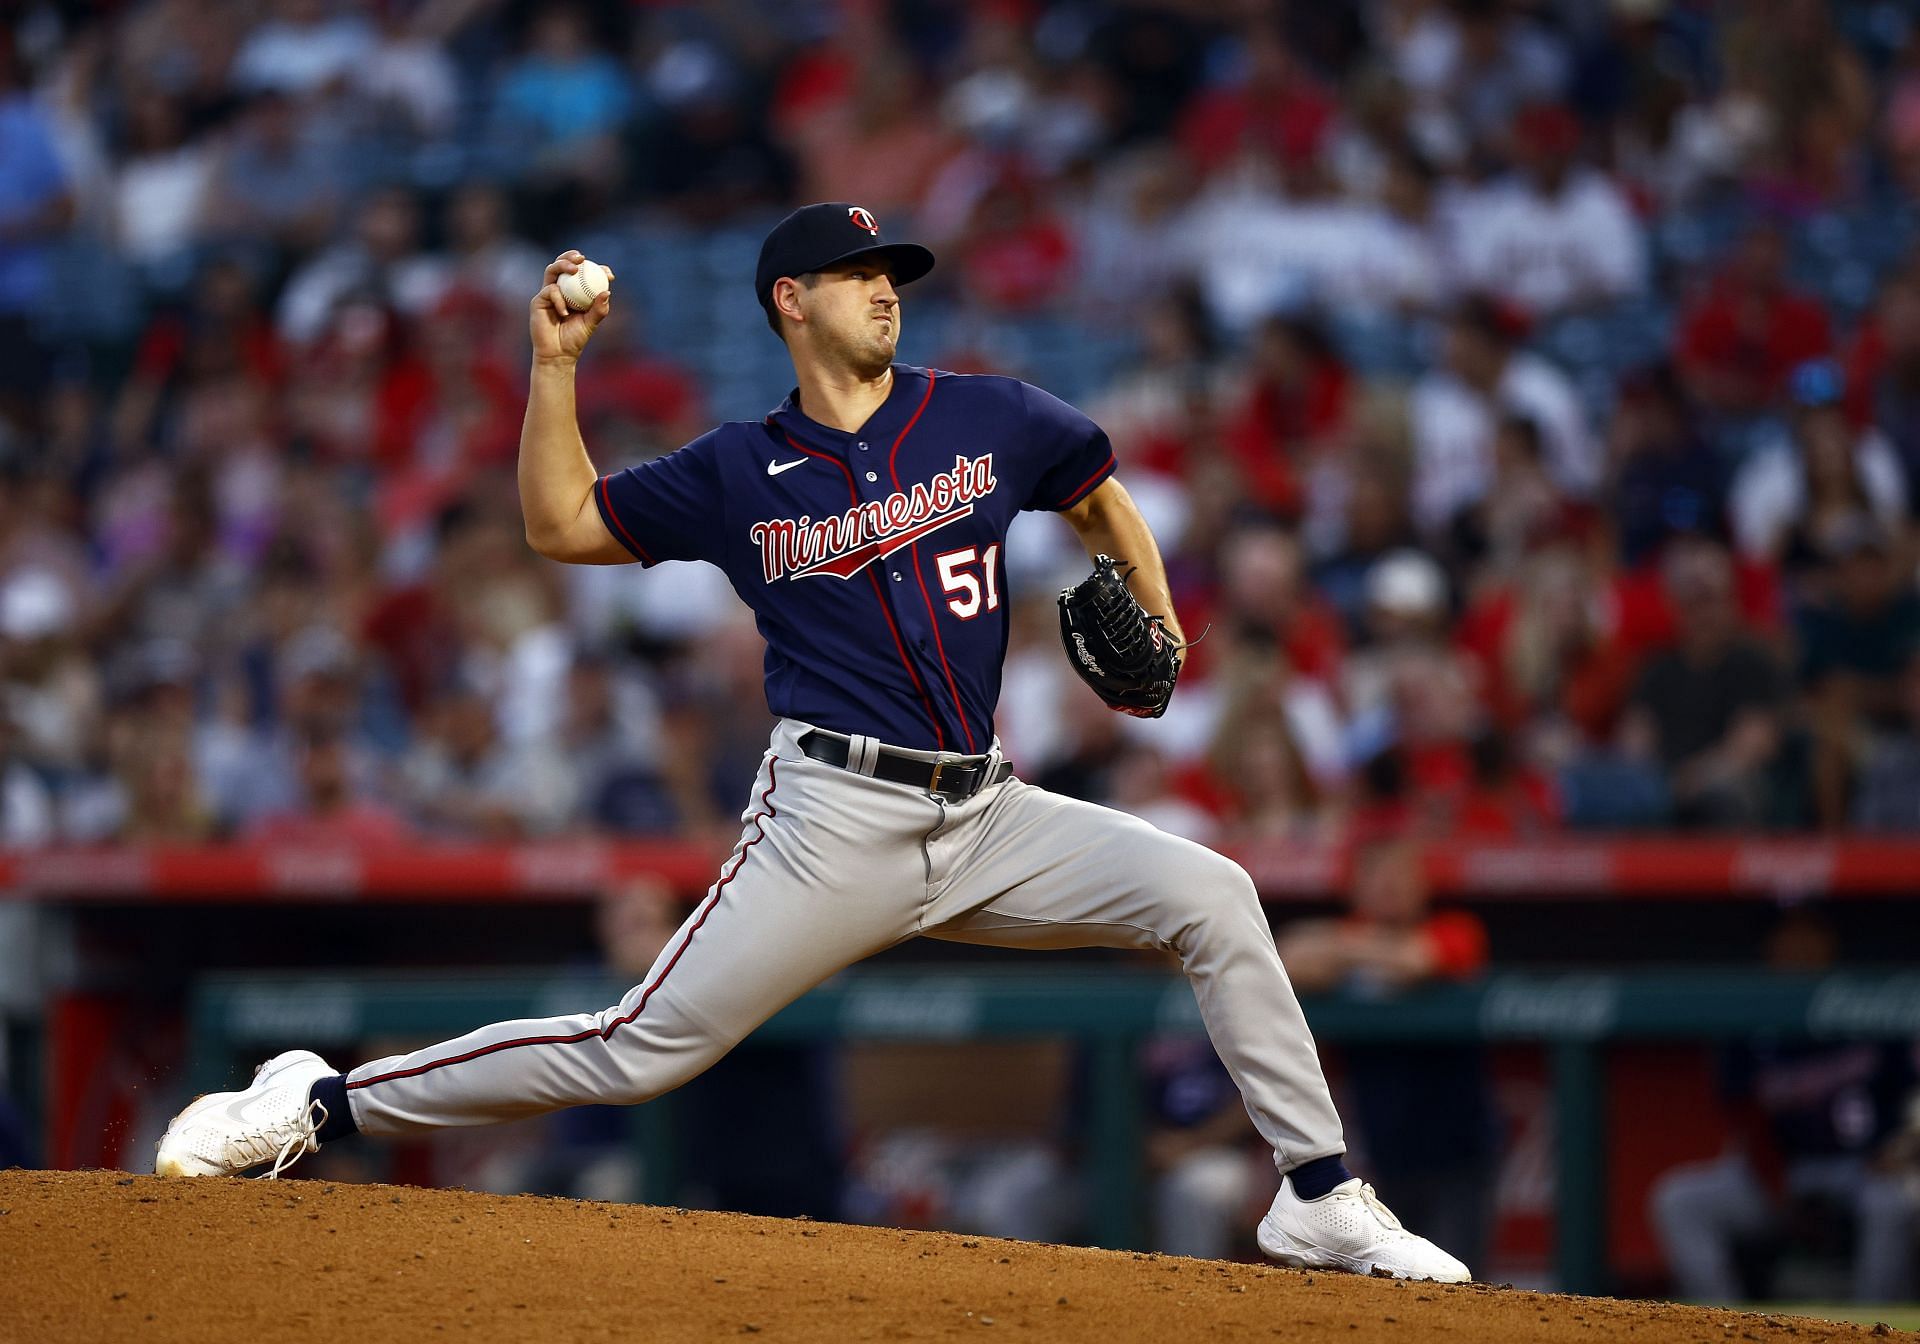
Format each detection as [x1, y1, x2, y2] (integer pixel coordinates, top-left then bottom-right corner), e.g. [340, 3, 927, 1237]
[557, 259, 610, 311]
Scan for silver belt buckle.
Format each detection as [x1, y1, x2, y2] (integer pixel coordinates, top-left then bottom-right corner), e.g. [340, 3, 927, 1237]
[926, 752, 962, 800]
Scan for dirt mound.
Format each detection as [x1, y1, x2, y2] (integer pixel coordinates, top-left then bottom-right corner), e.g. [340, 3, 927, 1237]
[0, 1169, 1907, 1343]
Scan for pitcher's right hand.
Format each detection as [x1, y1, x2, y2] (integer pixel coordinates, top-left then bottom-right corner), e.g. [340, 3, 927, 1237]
[530, 250, 614, 366]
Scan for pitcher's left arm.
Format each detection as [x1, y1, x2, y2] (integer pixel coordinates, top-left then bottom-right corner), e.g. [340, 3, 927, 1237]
[1060, 477, 1187, 653]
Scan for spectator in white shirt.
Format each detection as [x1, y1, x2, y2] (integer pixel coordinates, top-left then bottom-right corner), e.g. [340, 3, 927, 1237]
[441, 183, 547, 321]
[351, 0, 463, 140]
[275, 186, 448, 346]
[1386, 0, 1571, 151]
[1184, 152, 1446, 334]
[0, 715, 54, 848]
[1343, 145, 1451, 315]
[230, 0, 376, 99]
[1177, 151, 1322, 337]
[1449, 102, 1646, 319]
[1729, 359, 1907, 565]
[1071, 145, 1196, 323]
[1409, 298, 1599, 536]
[399, 683, 574, 838]
[108, 89, 215, 268]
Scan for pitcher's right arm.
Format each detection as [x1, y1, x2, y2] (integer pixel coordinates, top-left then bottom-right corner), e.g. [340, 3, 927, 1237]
[519, 250, 634, 564]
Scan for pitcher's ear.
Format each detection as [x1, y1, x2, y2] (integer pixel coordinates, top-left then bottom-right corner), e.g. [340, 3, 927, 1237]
[772, 276, 805, 325]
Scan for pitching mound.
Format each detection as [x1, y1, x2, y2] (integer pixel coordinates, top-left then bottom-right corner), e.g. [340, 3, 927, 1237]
[0, 1169, 1907, 1343]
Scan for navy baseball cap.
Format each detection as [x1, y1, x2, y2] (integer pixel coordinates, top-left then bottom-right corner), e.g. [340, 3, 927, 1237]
[755, 203, 935, 316]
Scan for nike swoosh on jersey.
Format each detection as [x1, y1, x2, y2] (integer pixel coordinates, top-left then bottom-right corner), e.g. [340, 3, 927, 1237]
[767, 458, 808, 476]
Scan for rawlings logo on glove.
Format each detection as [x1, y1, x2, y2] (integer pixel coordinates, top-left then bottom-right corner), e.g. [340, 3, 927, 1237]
[1057, 555, 1182, 718]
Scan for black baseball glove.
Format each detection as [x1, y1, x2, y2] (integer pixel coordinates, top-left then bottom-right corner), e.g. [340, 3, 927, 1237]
[1058, 554, 1181, 718]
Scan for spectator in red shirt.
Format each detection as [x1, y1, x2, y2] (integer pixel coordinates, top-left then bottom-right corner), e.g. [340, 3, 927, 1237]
[113, 257, 286, 455]
[1200, 523, 1348, 685]
[783, 49, 955, 219]
[1453, 730, 1560, 836]
[1178, 22, 1335, 178]
[954, 174, 1074, 314]
[1081, 286, 1220, 481]
[1676, 225, 1834, 417]
[1278, 839, 1490, 989]
[359, 497, 487, 717]
[1457, 536, 1638, 754]
[373, 292, 518, 470]
[1845, 265, 1920, 499]
[370, 292, 521, 533]
[286, 299, 411, 468]
[1224, 315, 1353, 518]
[573, 305, 706, 449]
[246, 724, 412, 848]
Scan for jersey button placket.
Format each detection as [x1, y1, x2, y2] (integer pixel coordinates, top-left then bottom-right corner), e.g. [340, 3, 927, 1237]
[862, 431, 941, 745]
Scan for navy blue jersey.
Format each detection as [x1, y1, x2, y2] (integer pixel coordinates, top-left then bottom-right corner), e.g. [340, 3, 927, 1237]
[594, 364, 1115, 752]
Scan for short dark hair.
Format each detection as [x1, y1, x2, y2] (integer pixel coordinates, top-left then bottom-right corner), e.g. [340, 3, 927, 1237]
[1452, 294, 1521, 349]
[1497, 413, 1543, 461]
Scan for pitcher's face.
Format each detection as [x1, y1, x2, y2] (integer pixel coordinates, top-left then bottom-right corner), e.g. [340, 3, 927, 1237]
[791, 258, 901, 378]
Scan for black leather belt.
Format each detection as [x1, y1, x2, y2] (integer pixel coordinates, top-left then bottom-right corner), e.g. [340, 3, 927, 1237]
[798, 730, 1012, 803]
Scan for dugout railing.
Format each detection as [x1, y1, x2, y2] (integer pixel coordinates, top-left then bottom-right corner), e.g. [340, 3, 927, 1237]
[183, 967, 1920, 1296]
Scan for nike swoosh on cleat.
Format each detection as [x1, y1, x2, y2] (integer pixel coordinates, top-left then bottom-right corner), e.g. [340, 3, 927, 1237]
[767, 458, 808, 476]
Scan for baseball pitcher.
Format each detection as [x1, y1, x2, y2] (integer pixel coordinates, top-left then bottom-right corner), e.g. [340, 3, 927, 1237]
[156, 203, 1469, 1282]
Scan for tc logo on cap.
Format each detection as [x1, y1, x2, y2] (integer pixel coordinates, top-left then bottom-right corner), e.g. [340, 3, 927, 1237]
[848, 207, 879, 236]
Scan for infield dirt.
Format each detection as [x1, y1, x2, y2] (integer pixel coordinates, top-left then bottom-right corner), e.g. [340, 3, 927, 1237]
[0, 1168, 1910, 1343]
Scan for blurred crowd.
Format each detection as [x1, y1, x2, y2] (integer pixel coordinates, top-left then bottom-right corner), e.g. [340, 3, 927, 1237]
[7, 0, 1920, 849]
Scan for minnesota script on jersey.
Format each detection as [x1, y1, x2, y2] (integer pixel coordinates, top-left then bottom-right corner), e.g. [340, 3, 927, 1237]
[594, 364, 1115, 755]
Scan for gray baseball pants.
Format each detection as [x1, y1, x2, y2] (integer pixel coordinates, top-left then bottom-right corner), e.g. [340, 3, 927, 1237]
[344, 719, 1346, 1173]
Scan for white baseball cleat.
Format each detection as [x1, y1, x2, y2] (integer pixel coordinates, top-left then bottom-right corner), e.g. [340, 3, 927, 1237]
[1257, 1177, 1471, 1282]
[154, 1049, 335, 1179]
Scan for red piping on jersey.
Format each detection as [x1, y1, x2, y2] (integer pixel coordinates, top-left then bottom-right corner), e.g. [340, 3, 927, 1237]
[889, 369, 937, 454]
[1054, 452, 1117, 511]
[781, 432, 947, 751]
[597, 476, 656, 565]
[887, 375, 976, 753]
[347, 761, 780, 1093]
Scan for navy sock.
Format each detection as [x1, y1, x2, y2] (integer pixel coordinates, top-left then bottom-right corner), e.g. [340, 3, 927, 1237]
[308, 1074, 357, 1145]
[1286, 1154, 1353, 1201]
